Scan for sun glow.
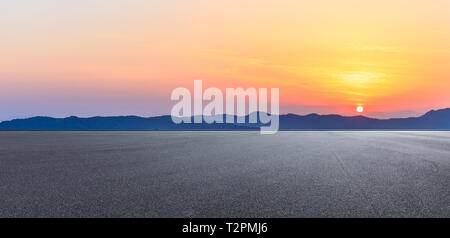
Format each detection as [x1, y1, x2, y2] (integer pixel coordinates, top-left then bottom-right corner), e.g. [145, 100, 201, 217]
[1, 0, 450, 120]
[356, 106, 364, 113]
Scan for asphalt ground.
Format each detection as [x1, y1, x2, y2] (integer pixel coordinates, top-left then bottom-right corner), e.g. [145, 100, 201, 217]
[0, 131, 449, 217]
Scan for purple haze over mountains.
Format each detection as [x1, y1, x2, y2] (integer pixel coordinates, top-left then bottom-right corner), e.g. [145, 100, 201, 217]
[0, 108, 449, 130]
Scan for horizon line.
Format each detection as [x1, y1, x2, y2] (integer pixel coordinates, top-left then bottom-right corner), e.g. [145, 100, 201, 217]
[1, 107, 449, 123]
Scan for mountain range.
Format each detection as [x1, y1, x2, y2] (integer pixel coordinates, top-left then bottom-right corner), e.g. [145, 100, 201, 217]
[0, 108, 449, 130]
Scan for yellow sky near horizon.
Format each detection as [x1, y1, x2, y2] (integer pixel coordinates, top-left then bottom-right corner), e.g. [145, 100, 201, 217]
[1, 0, 450, 119]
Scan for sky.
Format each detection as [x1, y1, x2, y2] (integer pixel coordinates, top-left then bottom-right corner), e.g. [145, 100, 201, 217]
[1, 0, 450, 121]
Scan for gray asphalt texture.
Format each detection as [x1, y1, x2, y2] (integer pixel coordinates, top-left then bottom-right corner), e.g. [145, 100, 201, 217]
[0, 131, 449, 218]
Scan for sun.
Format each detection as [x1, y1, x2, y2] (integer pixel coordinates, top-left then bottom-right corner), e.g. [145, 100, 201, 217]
[356, 106, 364, 113]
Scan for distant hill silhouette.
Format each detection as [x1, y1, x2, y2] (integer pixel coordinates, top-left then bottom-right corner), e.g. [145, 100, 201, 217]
[0, 108, 449, 130]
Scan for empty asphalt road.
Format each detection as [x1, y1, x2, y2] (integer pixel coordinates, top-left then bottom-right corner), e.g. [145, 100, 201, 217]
[0, 131, 449, 217]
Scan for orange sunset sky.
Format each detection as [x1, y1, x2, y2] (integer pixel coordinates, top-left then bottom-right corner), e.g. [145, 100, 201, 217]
[1, 0, 450, 120]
